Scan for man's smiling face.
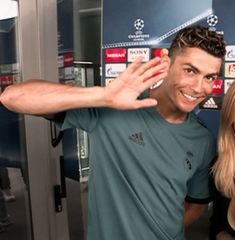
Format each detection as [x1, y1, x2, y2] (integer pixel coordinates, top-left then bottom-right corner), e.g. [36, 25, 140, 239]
[164, 47, 222, 113]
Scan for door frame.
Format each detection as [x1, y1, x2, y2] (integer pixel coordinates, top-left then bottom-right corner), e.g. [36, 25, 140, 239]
[18, 0, 69, 239]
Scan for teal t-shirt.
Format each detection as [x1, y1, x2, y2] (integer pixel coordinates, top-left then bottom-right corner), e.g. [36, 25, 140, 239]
[60, 107, 216, 240]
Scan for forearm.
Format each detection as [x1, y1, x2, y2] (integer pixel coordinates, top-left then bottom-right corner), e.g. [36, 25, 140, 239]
[216, 231, 235, 240]
[228, 197, 235, 230]
[0, 80, 106, 115]
[183, 202, 207, 226]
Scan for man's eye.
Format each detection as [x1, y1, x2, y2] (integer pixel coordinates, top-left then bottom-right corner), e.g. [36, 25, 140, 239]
[206, 76, 217, 82]
[184, 69, 194, 74]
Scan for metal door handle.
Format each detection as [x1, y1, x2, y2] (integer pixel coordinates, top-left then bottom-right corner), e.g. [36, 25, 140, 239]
[54, 156, 66, 212]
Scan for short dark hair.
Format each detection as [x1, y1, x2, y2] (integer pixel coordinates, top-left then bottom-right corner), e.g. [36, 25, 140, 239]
[169, 25, 226, 60]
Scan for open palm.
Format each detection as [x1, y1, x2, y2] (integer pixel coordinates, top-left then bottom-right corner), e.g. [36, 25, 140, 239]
[104, 55, 169, 110]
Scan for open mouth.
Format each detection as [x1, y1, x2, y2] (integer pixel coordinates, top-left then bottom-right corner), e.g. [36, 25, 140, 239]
[181, 92, 197, 101]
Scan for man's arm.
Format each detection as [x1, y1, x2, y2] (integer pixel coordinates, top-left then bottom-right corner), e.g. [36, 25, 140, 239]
[183, 202, 207, 226]
[0, 56, 169, 115]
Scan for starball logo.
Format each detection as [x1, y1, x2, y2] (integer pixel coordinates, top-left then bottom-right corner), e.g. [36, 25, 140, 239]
[134, 19, 144, 31]
[128, 18, 150, 42]
[206, 14, 224, 35]
[207, 14, 218, 28]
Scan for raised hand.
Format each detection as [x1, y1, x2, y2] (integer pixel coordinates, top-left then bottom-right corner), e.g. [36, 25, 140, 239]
[104, 51, 169, 110]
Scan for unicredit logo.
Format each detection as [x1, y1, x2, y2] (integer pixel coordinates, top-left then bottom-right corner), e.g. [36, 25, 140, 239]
[212, 79, 223, 94]
[105, 49, 127, 62]
[229, 64, 235, 74]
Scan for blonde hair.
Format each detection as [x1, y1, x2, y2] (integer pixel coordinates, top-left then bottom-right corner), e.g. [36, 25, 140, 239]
[212, 81, 235, 198]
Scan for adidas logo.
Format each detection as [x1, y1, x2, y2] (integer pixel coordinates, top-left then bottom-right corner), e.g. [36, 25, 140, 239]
[129, 132, 145, 146]
[203, 97, 218, 109]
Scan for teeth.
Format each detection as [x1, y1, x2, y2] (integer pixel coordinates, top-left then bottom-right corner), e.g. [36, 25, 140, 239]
[183, 93, 197, 100]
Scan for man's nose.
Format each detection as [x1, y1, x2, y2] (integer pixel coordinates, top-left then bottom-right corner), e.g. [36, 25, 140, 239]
[191, 77, 204, 93]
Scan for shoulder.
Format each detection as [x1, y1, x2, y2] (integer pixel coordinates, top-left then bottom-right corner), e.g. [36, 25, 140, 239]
[190, 112, 208, 129]
[189, 112, 214, 139]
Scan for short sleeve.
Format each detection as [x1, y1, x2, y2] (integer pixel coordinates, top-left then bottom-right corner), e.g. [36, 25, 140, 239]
[186, 135, 216, 203]
[58, 108, 99, 132]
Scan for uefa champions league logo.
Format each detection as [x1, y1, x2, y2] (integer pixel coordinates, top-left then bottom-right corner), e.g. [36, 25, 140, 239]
[207, 14, 218, 30]
[134, 19, 144, 32]
[128, 18, 150, 42]
[206, 14, 224, 35]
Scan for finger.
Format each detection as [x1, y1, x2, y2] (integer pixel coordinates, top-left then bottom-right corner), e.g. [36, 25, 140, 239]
[135, 57, 162, 76]
[125, 56, 144, 73]
[141, 61, 169, 81]
[142, 71, 168, 90]
[160, 48, 169, 57]
[134, 98, 158, 109]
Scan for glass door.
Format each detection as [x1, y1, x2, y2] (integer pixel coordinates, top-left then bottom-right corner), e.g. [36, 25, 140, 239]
[0, 1, 32, 239]
[18, 0, 70, 239]
[1, 0, 71, 240]
[0, 0, 102, 239]
[57, 0, 102, 239]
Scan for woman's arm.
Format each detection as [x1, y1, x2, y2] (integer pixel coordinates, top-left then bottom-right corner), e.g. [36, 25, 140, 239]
[228, 197, 235, 230]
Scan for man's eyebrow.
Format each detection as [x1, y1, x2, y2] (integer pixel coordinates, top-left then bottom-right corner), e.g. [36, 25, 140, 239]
[205, 73, 220, 78]
[185, 63, 220, 76]
[184, 63, 200, 73]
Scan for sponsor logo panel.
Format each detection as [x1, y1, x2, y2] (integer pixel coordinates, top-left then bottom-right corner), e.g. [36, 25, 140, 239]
[12, 63, 20, 74]
[63, 53, 74, 67]
[0, 64, 12, 75]
[58, 55, 64, 68]
[0, 75, 14, 93]
[212, 79, 223, 94]
[64, 66, 74, 80]
[0, 75, 13, 85]
[12, 74, 21, 84]
[224, 62, 235, 78]
[224, 79, 235, 94]
[59, 68, 64, 79]
[225, 45, 235, 61]
[127, 48, 150, 62]
[105, 48, 127, 62]
[151, 48, 163, 58]
[105, 64, 126, 77]
[199, 96, 222, 110]
[60, 80, 76, 86]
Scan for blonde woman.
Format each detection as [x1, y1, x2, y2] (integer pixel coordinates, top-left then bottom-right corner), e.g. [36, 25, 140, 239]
[211, 81, 235, 239]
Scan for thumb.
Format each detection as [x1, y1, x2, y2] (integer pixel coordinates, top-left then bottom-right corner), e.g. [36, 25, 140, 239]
[135, 98, 158, 108]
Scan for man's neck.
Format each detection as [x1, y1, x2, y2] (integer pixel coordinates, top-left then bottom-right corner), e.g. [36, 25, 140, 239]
[149, 88, 188, 124]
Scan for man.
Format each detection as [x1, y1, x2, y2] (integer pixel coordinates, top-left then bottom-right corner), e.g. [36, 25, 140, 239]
[0, 25, 226, 240]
